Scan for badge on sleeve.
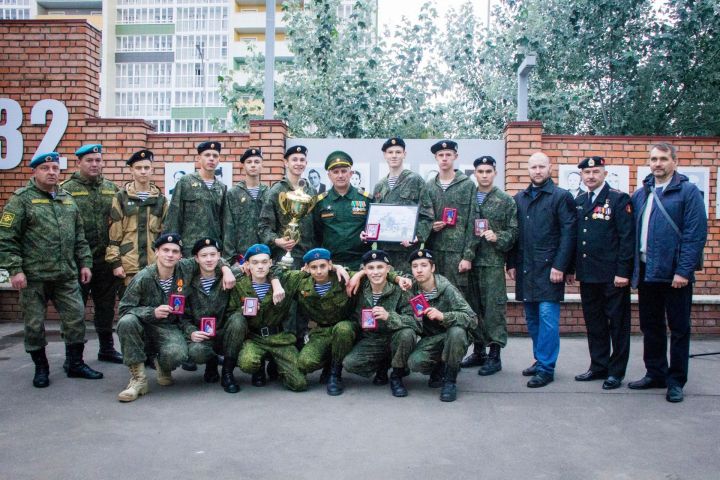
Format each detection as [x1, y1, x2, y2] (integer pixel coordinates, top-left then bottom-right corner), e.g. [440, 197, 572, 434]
[0, 212, 15, 228]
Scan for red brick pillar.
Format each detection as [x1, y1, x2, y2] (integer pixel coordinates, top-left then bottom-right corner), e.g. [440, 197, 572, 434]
[249, 120, 288, 184]
[504, 121, 544, 195]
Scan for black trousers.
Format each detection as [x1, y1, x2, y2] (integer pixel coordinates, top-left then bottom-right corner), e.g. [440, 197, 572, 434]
[81, 261, 120, 336]
[637, 266, 693, 388]
[579, 282, 631, 378]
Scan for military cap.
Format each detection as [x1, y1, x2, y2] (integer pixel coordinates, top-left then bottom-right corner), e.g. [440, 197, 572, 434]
[30, 152, 60, 169]
[240, 148, 263, 163]
[407, 248, 435, 264]
[127, 149, 154, 166]
[578, 156, 606, 169]
[191, 237, 222, 255]
[381, 137, 406, 152]
[75, 144, 102, 158]
[325, 151, 353, 171]
[197, 141, 222, 154]
[303, 248, 332, 265]
[284, 145, 308, 159]
[361, 249, 391, 266]
[473, 155, 496, 168]
[430, 140, 458, 154]
[154, 233, 183, 249]
[244, 243, 271, 260]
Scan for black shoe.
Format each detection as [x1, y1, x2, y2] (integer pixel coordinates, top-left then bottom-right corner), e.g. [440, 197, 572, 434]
[602, 376, 623, 390]
[97, 333, 123, 364]
[478, 344, 502, 376]
[439, 365, 459, 402]
[628, 376, 667, 390]
[30, 349, 50, 388]
[252, 359, 267, 387]
[428, 362, 444, 388]
[66, 344, 103, 380]
[373, 368, 389, 386]
[326, 361, 344, 396]
[181, 359, 197, 372]
[221, 371, 240, 393]
[527, 372, 553, 388]
[144, 353, 157, 370]
[318, 362, 331, 384]
[574, 369, 608, 382]
[266, 357, 279, 382]
[460, 344, 487, 368]
[666, 385, 684, 403]
[522, 362, 538, 377]
[62, 344, 71, 373]
[390, 369, 408, 397]
[203, 357, 219, 383]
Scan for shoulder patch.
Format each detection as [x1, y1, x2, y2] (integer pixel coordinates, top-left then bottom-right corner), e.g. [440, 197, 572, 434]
[0, 212, 15, 227]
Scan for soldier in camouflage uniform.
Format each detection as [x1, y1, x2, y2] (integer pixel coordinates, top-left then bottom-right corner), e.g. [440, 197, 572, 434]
[343, 250, 420, 397]
[405, 249, 477, 402]
[0, 152, 103, 388]
[164, 141, 227, 257]
[223, 148, 268, 265]
[423, 140, 479, 296]
[226, 244, 307, 392]
[462, 156, 518, 375]
[61, 144, 122, 363]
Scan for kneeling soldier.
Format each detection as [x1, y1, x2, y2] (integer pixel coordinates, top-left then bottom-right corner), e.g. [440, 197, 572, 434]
[406, 249, 477, 402]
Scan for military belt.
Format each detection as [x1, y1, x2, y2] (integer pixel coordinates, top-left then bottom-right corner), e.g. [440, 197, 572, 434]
[254, 325, 283, 337]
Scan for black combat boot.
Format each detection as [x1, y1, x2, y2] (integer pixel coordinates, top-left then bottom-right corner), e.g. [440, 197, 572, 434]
[373, 358, 390, 385]
[221, 356, 240, 393]
[326, 361, 345, 396]
[144, 352, 157, 370]
[440, 365, 459, 402]
[266, 355, 279, 382]
[181, 359, 198, 371]
[389, 368, 408, 397]
[30, 348, 50, 388]
[66, 343, 104, 379]
[478, 343, 502, 376]
[97, 332, 123, 364]
[62, 343, 71, 373]
[460, 343, 487, 368]
[428, 362, 445, 388]
[318, 362, 331, 384]
[252, 358, 267, 387]
[203, 355, 220, 383]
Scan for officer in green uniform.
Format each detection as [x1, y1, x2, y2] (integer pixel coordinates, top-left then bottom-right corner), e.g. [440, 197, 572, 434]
[223, 147, 268, 265]
[314, 151, 373, 270]
[405, 249, 477, 402]
[0, 152, 103, 388]
[226, 244, 307, 392]
[343, 249, 420, 397]
[164, 141, 227, 257]
[462, 156, 518, 375]
[61, 144, 122, 364]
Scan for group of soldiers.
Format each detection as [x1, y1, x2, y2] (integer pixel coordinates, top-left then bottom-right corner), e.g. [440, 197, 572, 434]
[0, 137, 707, 404]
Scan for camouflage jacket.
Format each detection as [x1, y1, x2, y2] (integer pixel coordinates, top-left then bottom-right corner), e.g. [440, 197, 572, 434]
[106, 182, 167, 274]
[276, 269, 356, 327]
[0, 179, 92, 281]
[355, 278, 420, 337]
[226, 275, 295, 333]
[60, 172, 119, 263]
[164, 172, 226, 255]
[179, 265, 242, 338]
[409, 274, 477, 337]
[223, 181, 269, 263]
[472, 186, 518, 267]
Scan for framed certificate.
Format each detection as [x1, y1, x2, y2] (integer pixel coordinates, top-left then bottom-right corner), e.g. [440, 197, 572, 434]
[361, 308, 377, 330]
[243, 297, 259, 316]
[201, 317, 216, 336]
[365, 204, 419, 243]
[169, 294, 185, 314]
[409, 294, 430, 318]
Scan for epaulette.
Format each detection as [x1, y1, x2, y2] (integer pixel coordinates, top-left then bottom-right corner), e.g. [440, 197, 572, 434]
[317, 192, 328, 201]
[361, 190, 371, 198]
[14, 185, 31, 196]
[609, 188, 623, 194]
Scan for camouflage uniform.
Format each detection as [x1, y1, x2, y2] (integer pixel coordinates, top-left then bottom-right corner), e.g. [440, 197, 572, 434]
[372, 170, 433, 267]
[0, 179, 93, 351]
[407, 274, 477, 373]
[61, 172, 120, 337]
[226, 275, 307, 391]
[223, 181, 268, 264]
[164, 172, 226, 257]
[424, 170, 479, 293]
[468, 186, 518, 347]
[343, 279, 420, 378]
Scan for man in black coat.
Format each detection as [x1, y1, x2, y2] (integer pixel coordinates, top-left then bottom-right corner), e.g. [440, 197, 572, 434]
[570, 156, 634, 390]
[507, 152, 576, 388]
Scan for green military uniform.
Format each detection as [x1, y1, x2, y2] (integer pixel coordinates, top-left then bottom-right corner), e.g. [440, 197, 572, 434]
[226, 275, 307, 391]
[468, 186, 518, 347]
[372, 170, 433, 267]
[313, 187, 373, 270]
[0, 179, 93, 351]
[343, 279, 420, 378]
[164, 172, 226, 257]
[222, 181, 268, 264]
[424, 170, 478, 293]
[407, 274, 477, 373]
[258, 177, 316, 267]
[60, 172, 120, 337]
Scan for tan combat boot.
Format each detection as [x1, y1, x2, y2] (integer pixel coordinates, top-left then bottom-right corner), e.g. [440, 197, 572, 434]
[117, 363, 149, 402]
[154, 358, 174, 386]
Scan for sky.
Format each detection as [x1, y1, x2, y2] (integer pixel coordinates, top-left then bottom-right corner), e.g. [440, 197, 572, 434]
[377, 0, 491, 31]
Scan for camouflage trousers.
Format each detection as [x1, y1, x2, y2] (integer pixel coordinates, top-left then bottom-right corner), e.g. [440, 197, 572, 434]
[297, 321, 357, 374]
[21, 279, 86, 352]
[117, 314, 188, 371]
[408, 327, 469, 373]
[434, 251, 470, 292]
[239, 332, 307, 391]
[343, 328, 416, 378]
[188, 314, 248, 364]
[80, 261, 120, 335]
[468, 265, 509, 347]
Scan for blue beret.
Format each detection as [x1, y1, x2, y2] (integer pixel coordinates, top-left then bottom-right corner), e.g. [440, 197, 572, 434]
[361, 249, 391, 266]
[127, 149, 153, 166]
[192, 237, 222, 255]
[381, 137, 406, 152]
[75, 144, 102, 158]
[578, 156, 605, 169]
[303, 248, 332, 264]
[407, 248, 434, 264]
[30, 152, 60, 169]
[473, 156, 496, 168]
[154, 233, 183, 249]
[284, 145, 307, 159]
[197, 141, 222, 154]
[240, 148, 262, 163]
[244, 243, 271, 260]
[430, 140, 458, 154]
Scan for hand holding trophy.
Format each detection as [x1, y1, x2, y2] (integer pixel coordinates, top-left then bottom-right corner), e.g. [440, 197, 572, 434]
[277, 180, 317, 269]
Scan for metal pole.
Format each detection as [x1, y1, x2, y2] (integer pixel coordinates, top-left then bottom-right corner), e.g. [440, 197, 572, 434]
[264, 0, 275, 119]
[196, 42, 206, 131]
[516, 53, 536, 121]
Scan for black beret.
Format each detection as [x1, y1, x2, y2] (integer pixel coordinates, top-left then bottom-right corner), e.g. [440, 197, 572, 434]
[430, 140, 458, 154]
[361, 249, 391, 266]
[284, 145, 308, 159]
[381, 137, 406, 152]
[407, 248, 434, 264]
[192, 237, 222, 255]
[154, 233, 183, 250]
[473, 155, 496, 168]
[127, 149, 154, 166]
[240, 148, 262, 163]
[197, 141, 222, 154]
[578, 156, 605, 169]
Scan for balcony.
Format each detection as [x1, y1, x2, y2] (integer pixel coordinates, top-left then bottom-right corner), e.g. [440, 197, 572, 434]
[232, 10, 286, 34]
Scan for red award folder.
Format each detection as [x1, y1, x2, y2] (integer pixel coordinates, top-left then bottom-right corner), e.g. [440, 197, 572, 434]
[169, 294, 185, 314]
[243, 297, 259, 316]
[475, 218, 488, 236]
[201, 317, 216, 336]
[361, 308, 377, 330]
[409, 294, 430, 318]
[442, 207, 458, 226]
[366, 223, 380, 241]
